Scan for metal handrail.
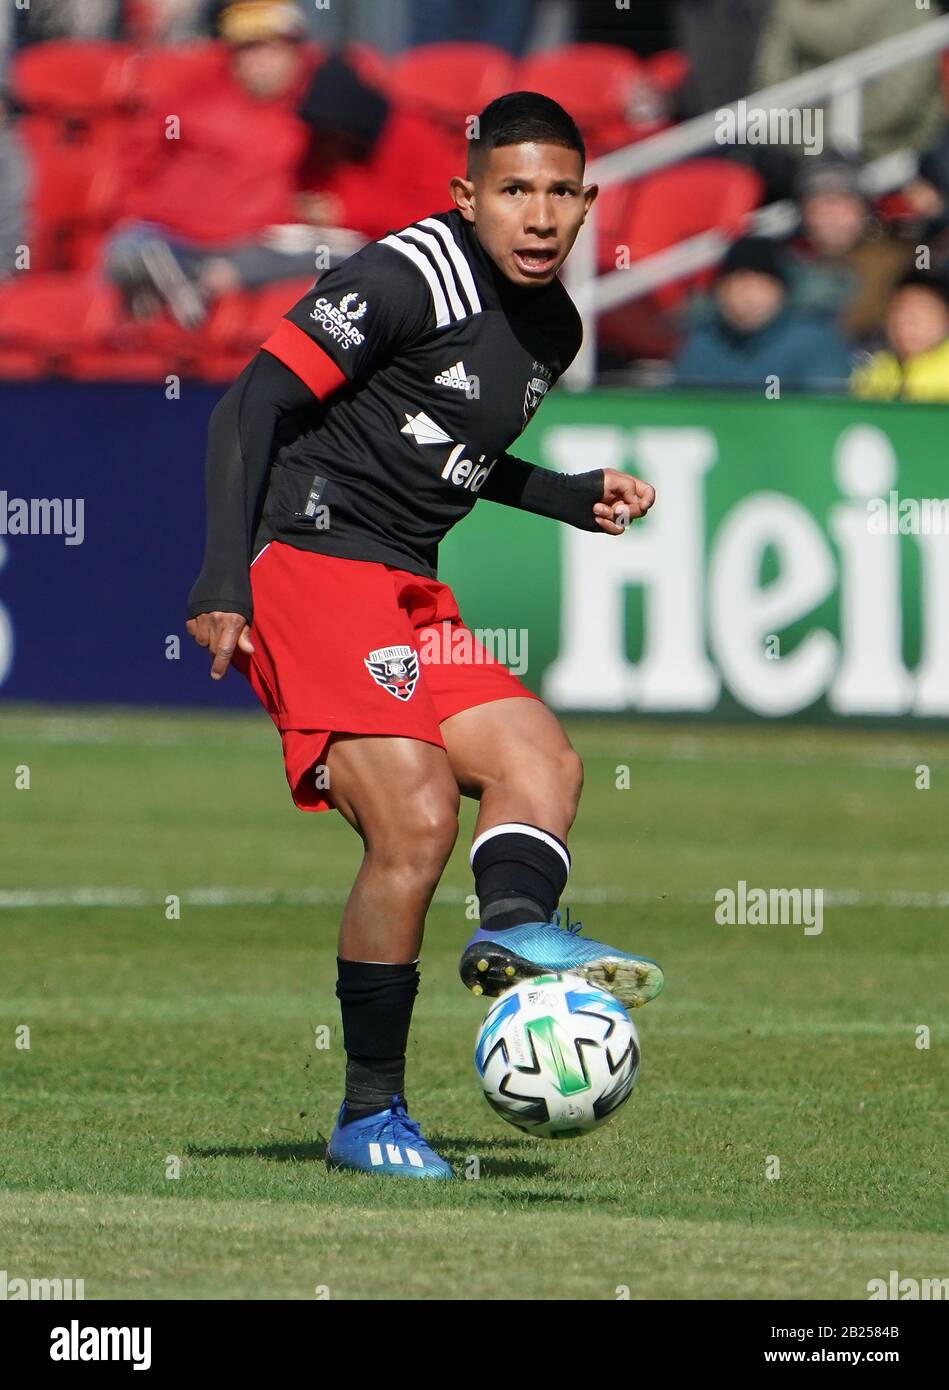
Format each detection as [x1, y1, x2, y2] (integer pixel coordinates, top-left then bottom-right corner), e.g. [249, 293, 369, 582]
[564, 14, 949, 387]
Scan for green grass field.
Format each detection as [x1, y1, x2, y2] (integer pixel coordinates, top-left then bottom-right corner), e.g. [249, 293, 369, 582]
[1, 707, 947, 1300]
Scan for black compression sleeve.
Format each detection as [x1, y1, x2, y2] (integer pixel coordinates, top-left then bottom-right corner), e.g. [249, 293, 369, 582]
[479, 453, 604, 531]
[186, 352, 316, 624]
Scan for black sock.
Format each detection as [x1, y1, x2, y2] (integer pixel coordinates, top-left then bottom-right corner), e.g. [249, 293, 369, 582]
[471, 822, 570, 933]
[335, 958, 419, 1124]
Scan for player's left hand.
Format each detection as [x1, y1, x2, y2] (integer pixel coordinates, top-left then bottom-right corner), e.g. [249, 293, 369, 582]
[592, 469, 656, 535]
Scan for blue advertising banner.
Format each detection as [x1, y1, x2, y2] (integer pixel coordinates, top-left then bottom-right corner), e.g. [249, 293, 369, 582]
[0, 381, 256, 708]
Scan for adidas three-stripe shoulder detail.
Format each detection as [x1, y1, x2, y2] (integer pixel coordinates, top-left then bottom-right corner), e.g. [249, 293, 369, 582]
[380, 218, 482, 329]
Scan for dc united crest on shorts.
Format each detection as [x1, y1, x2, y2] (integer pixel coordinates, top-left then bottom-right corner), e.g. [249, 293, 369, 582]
[364, 644, 419, 701]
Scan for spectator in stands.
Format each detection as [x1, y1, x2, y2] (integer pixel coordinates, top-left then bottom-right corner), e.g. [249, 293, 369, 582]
[125, 1, 218, 44]
[786, 155, 913, 346]
[0, 94, 27, 278]
[296, 53, 458, 242]
[11, 0, 124, 47]
[672, 234, 853, 389]
[572, 0, 674, 55]
[899, 127, 949, 278]
[753, 0, 944, 166]
[104, 0, 318, 326]
[674, 0, 775, 122]
[5, 0, 217, 66]
[852, 270, 949, 402]
[406, 0, 536, 55]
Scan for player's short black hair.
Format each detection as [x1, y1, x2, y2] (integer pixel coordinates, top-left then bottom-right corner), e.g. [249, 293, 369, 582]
[467, 91, 585, 177]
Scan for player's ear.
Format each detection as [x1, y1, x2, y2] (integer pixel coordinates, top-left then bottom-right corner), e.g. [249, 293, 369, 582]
[450, 175, 476, 221]
[581, 182, 599, 219]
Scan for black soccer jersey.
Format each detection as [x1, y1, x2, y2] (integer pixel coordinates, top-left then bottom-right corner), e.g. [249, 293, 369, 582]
[256, 208, 588, 577]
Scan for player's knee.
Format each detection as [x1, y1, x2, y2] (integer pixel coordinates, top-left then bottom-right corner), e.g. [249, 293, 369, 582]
[410, 791, 460, 862]
[372, 786, 459, 874]
[557, 745, 584, 812]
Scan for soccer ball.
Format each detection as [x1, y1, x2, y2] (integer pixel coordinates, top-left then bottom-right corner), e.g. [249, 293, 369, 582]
[474, 973, 641, 1139]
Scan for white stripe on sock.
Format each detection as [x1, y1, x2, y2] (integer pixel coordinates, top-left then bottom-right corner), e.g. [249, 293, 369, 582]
[469, 822, 571, 875]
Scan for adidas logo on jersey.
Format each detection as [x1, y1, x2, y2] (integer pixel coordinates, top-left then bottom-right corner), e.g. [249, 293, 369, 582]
[434, 360, 477, 395]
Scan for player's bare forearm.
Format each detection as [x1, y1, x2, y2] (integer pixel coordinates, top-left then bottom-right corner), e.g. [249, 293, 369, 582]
[591, 467, 656, 535]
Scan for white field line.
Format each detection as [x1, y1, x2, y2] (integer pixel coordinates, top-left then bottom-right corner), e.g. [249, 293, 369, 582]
[0, 886, 947, 910]
[1, 719, 944, 769]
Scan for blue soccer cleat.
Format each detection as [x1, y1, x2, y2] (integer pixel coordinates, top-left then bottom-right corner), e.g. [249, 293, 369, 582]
[459, 909, 664, 1011]
[325, 1094, 455, 1179]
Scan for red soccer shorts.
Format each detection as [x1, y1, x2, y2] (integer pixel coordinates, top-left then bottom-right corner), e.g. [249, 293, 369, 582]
[231, 541, 540, 812]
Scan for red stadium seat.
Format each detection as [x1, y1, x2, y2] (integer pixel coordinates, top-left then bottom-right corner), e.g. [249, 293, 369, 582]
[193, 290, 261, 382]
[0, 351, 46, 380]
[646, 50, 690, 95]
[611, 159, 764, 299]
[242, 277, 315, 334]
[517, 44, 645, 156]
[0, 273, 119, 374]
[197, 278, 315, 379]
[390, 43, 515, 128]
[63, 294, 218, 382]
[213, 275, 311, 364]
[19, 118, 123, 272]
[0, 270, 227, 381]
[133, 281, 314, 383]
[598, 159, 764, 361]
[11, 41, 137, 117]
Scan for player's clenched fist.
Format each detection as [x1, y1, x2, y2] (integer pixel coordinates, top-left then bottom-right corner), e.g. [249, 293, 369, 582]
[186, 611, 254, 681]
[592, 468, 656, 535]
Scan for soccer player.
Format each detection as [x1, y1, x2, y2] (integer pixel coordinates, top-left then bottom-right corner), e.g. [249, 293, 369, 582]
[186, 92, 663, 1179]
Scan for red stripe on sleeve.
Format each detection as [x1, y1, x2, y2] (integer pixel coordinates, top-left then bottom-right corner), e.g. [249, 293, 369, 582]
[261, 319, 348, 399]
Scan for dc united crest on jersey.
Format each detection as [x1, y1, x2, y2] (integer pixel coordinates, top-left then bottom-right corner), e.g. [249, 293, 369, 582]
[524, 361, 553, 422]
[364, 644, 419, 700]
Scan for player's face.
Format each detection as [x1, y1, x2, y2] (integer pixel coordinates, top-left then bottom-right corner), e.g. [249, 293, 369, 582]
[455, 143, 597, 288]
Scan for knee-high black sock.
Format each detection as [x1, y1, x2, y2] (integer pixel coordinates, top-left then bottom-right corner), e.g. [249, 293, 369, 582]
[335, 958, 420, 1124]
[471, 822, 570, 933]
